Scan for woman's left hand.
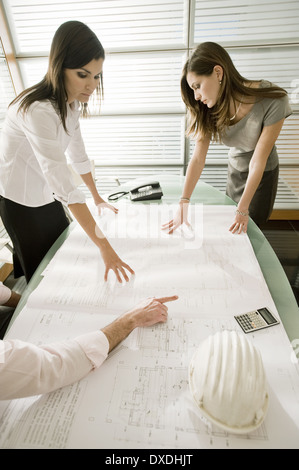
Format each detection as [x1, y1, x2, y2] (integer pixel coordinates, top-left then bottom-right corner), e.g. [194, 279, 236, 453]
[229, 212, 249, 234]
[96, 201, 119, 216]
[94, 194, 118, 215]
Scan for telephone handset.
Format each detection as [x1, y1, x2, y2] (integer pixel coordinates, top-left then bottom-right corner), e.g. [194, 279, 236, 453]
[130, 182, 163, 201]
[107, 181, 163, 202]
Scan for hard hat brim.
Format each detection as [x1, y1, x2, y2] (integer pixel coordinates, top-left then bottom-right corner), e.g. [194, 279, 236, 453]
[189, 374, 269, 434]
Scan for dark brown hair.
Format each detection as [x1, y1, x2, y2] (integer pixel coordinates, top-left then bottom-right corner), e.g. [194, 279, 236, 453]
[181, 42, 287, 142]
[10, 21, 105, 131]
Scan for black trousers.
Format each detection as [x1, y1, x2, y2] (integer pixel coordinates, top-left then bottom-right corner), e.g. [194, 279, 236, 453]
[0, 309, 14, 339]
[0, 197, 70, 283]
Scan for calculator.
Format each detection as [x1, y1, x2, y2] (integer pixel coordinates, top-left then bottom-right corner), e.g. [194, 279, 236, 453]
[234, 307, 279, 333]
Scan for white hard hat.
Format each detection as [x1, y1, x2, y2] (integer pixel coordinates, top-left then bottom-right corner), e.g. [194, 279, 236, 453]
[189, 330, 269, 434]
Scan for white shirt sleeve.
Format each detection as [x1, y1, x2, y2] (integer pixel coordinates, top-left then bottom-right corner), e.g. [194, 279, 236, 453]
[65, 121, 92, 175]
[0, 331, 109, 400]
[20, 102, 86, 206]
[0, 283, 11, 305]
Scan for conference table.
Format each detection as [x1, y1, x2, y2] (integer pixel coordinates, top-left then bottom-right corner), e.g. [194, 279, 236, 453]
[3, 175, 299, 450]
[8, 174, 299, 343]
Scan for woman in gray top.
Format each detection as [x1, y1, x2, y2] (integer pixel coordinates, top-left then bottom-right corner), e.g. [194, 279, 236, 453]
[163, 42, 292, 234]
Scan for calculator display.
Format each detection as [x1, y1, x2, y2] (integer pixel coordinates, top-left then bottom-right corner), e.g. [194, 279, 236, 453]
[258, 307, 277, 325]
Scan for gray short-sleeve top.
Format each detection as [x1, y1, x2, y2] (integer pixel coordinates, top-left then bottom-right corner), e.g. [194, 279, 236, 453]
[222, 80, 292, 172]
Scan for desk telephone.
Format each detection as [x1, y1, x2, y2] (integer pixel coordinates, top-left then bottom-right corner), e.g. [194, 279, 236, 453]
[108, 181, 163, 202]
[130, 182, 163, 201]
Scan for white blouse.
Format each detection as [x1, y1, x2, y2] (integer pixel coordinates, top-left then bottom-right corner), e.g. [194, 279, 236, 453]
[0, 330, 109, 399]
[0, 99, 91, 207]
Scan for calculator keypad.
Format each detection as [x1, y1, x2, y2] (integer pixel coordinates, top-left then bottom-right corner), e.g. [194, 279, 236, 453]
[234, 312, 267, 333]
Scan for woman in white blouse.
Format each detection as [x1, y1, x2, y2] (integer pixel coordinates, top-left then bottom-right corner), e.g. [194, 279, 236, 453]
[0, 21, 134, 284]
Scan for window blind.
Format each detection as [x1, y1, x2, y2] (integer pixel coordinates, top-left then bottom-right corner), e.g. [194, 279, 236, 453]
[98, 52, 186, 115]
[0, 41, 16, 128]
[228, 46, 299, 112]
[193, 0, 299, 46]
[190, 115, 299, 162]
[20, 45, 299, 114]
[1, 0, 299, 211]
[19, 52, 187, 115]
[3, 0, 188, 54]
[79, 115, 185, 166]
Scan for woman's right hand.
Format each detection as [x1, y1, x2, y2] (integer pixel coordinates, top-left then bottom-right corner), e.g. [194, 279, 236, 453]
[68, 202, 134, 283]
[161, 201, 191, 234]
[99, 242, 135, 283]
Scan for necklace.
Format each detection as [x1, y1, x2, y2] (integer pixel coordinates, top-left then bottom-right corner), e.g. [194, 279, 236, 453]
[230, 96, 243, 121]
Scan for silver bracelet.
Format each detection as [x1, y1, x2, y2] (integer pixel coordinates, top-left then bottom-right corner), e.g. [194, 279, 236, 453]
[236, 208, 249, 217]
[180, 197, 190, 202]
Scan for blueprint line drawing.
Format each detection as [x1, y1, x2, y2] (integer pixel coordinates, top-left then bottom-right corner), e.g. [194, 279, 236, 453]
[1, 205, 299, 449]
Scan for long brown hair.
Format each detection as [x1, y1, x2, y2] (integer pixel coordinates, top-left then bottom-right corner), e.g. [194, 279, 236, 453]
[10, 21, 105, 131]
[181, 42, 287, 142]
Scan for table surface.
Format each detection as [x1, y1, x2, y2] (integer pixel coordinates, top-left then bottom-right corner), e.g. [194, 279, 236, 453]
[8, 175, 299, 344]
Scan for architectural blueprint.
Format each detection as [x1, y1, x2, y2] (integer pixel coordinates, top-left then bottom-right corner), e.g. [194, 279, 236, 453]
[1, 204, 299, 449]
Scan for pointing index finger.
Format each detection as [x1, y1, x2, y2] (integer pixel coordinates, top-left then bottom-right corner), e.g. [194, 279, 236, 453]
[155, 295, 179, 304]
